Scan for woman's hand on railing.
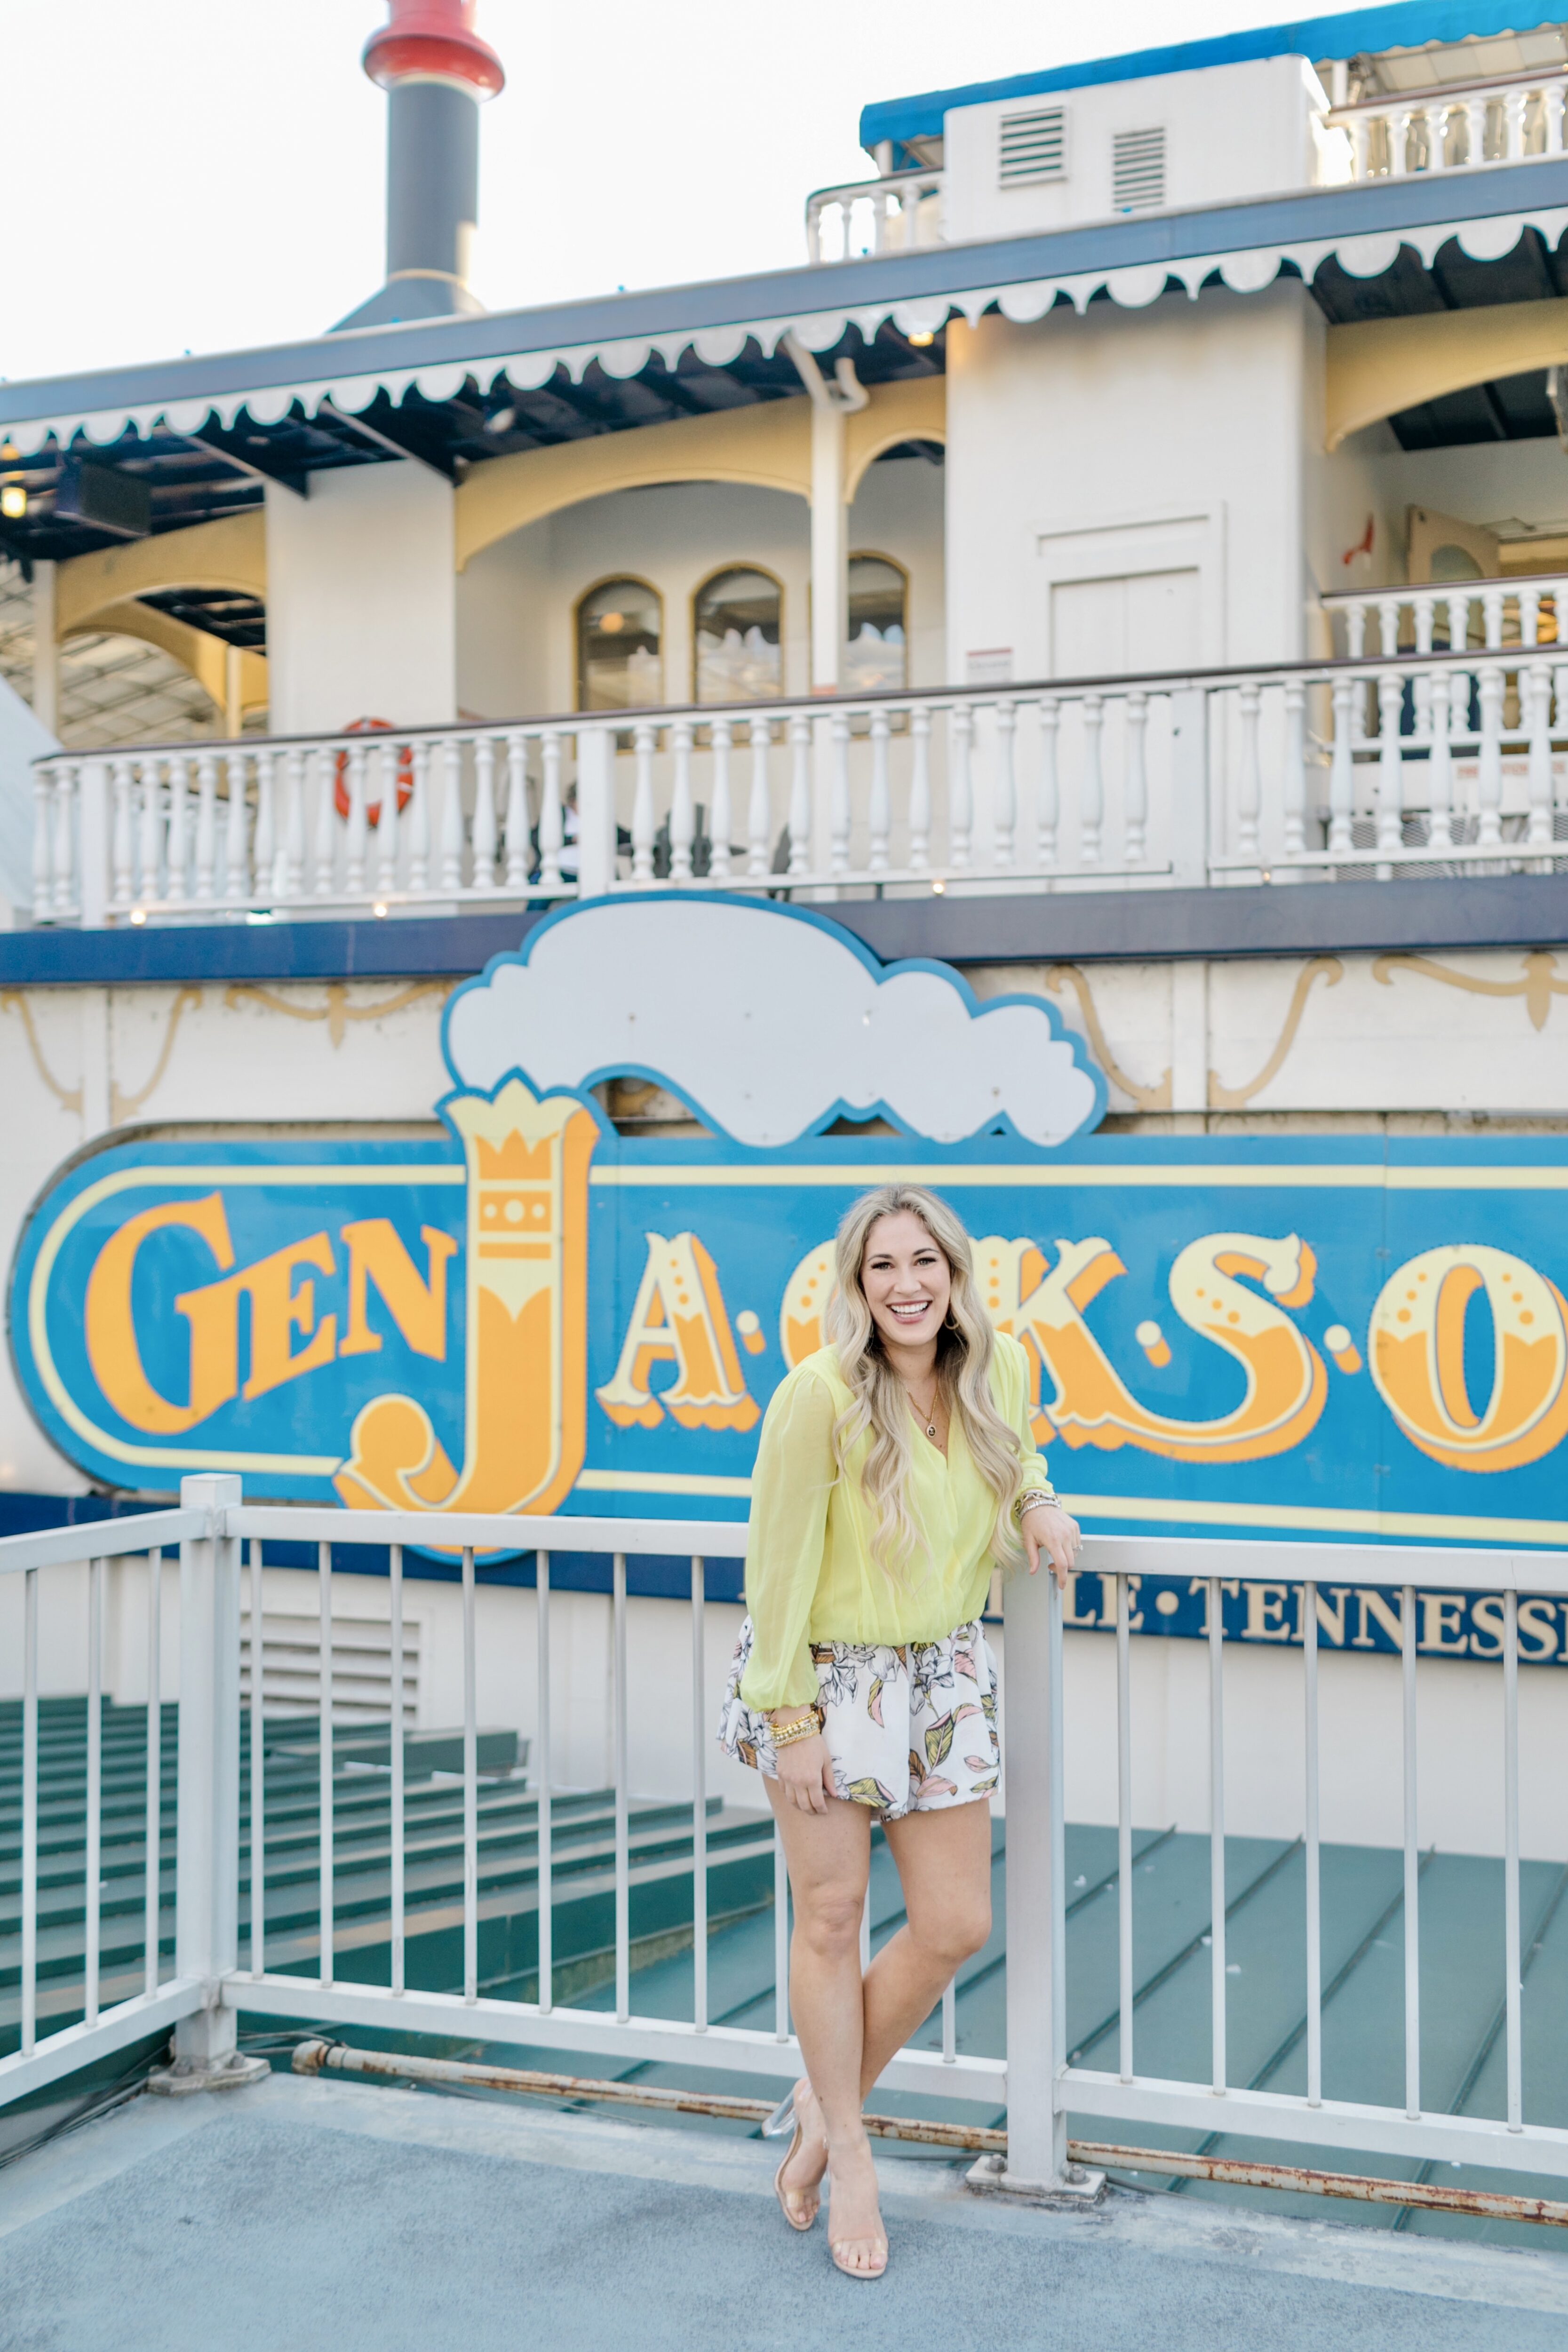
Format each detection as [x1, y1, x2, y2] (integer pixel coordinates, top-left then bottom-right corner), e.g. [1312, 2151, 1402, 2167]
[771, 1721, 835, 1814]
[1021, 1503, 1081, 1592]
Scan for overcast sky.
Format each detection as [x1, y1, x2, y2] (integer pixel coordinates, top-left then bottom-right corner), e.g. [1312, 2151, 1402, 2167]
[1, 0, 1300, 387]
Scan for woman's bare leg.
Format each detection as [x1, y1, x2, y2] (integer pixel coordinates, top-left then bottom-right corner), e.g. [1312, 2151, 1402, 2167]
[765, 1782, 885, 2271]
[858, 1799, 993, 2095]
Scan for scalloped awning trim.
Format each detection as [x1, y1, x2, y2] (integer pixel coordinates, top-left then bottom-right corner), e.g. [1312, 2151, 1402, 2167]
[3, 204, 1565, 458]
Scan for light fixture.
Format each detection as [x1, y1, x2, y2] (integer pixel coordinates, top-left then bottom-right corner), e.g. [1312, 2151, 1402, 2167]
[931, 876, 946, 894]
[0, 483, 26, 520]
[129, 906, 147, 926]
[599, 612, 624, 634]
[485, 403, 517, 436]
[373, 900, 389, 918]
[907, 329, 936, 348]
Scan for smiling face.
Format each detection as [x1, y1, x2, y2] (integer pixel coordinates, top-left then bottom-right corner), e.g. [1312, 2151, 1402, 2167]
[860, 1210, 953, 1357]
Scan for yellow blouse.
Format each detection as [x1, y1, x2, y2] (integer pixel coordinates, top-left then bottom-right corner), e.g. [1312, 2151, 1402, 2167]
[738, 1334, 1051, 1709]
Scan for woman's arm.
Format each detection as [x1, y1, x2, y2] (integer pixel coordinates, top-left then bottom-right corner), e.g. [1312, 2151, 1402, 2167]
[737, 1368, 838, 1712]
[997, 1334, 1082, 1592]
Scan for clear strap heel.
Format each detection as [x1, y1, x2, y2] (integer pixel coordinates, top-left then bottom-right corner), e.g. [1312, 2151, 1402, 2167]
[761, 2090, 796, 2139]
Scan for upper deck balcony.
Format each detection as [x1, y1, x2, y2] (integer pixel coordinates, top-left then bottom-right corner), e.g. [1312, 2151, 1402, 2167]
[26, 572, 1568, 935]
[812, 12, 1568, 260]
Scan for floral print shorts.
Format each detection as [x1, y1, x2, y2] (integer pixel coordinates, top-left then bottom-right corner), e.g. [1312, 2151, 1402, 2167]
[716, 1618, 1000, 1820]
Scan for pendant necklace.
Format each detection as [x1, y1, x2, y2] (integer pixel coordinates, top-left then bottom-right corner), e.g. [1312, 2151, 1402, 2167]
[909, 1379, 939, 1439]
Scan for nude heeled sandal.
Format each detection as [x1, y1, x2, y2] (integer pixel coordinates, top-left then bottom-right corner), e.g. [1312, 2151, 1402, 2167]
[773, 2116, 819, 2233]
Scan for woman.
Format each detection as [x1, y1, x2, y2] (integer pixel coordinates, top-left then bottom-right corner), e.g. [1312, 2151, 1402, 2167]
[718, 1184, 1081, 2280]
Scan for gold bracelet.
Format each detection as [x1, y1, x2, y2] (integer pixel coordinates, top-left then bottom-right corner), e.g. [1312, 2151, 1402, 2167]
[770, 1707, 823, 1747]
[1016, 1487, 1057, 1516]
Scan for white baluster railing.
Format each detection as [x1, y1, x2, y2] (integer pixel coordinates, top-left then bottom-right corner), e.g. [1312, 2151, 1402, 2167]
[1326, 68, 1568, 180]
[29, 631, 1568, 928]
[805, 168, 945, 263]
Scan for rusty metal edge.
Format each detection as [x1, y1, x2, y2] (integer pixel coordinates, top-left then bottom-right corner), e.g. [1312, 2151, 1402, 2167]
[288, 2042, 1568, 2225]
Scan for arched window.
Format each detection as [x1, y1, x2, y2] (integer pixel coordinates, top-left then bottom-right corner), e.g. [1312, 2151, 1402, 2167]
[693, 566, 783, 703]
[577, 578, 662, 711]
[845, 554, 907, 693]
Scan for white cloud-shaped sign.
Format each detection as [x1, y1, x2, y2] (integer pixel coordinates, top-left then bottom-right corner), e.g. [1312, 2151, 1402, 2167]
[444, 897, 1103, 1148]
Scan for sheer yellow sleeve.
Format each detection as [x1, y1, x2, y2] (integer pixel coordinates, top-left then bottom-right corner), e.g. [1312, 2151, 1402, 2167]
[995, 1332, 1052, 1499]
[738, 1366, 839, 1709]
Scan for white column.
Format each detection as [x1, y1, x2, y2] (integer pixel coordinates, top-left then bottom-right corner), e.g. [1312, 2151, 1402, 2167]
[810, 397, 847, 692]
[223, 644, 244, 739]
[32, 560, 59, 737]
[786, 338, 869, 693]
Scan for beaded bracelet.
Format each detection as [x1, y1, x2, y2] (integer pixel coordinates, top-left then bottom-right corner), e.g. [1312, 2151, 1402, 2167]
[770, 1706, 824, 1748]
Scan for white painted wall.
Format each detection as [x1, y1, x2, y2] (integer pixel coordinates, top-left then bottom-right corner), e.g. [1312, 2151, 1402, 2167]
[265, 463, 456, 733]
[942, 56, 1328, 245]
[945, 281, 1313, 684]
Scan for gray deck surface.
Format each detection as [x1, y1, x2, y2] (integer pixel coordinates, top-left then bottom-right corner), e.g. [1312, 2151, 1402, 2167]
[3, 2070, 1568, 2352]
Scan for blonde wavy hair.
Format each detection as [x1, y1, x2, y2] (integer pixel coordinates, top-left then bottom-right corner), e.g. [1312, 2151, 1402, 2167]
[827, 1184, 1028, 1579]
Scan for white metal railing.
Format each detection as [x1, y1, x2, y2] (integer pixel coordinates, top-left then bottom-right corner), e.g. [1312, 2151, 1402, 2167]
[32, 641, 1568, 926]
[805, 169, 944, 264]
[1326, 68, 1568, 182]
[0, 1503, 207, 2104]
[5, 1476, 1568, 2197]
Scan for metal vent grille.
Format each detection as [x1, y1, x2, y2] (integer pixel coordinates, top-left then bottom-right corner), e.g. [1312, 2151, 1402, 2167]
[1112, 127, 1166, 212]
[999, 106, 1067, 185]
[241, 1610, 421, 1725]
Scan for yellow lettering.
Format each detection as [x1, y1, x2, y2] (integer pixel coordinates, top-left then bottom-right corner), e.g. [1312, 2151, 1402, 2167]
[338, 1220, 456, 1359]
[1063, 1572, 1102, 1628]
[1518, 1597, 1560, 1661]
[1420, 1592, 1468, 1655]
[177, 1232, 338, 1404]
[597, 1232, 759, 1432]
[1370, 1244, 1568, 1473]
[1013, 1232, 1327, 1465]
[1470, 1594, 1506, 1658]
[84, 1194, 236, 1434]
[1305, 1585, 1353, 1647]
[1244, 1583, 1292, 1641]
[1352, 1588, 1407, 1650]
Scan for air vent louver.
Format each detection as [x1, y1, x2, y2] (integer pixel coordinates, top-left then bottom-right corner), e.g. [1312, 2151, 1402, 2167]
[999, 106, 1067, 185]
[1112, 126, 1166, 212]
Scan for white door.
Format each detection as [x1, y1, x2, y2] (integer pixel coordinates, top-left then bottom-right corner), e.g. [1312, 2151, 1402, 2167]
[1050, 566, 1201, 679]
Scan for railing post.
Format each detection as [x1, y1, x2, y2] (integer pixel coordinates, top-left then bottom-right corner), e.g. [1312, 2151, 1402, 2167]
[78, 758, 109, 928]
[989, 1564, 1100, 2200]
[157, 1472, 265, 2088]
[575, 724, 616, 896]
[1170, 687, 1209, 889]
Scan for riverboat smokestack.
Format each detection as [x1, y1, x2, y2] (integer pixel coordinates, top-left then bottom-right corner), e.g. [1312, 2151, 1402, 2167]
[335, 0, 505, 330]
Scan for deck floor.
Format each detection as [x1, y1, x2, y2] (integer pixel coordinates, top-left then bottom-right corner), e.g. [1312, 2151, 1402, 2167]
[3, 2070, 1568, 2352]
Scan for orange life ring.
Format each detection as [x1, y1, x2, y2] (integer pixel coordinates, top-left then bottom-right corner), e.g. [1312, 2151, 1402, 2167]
[334, 718, 414, 828]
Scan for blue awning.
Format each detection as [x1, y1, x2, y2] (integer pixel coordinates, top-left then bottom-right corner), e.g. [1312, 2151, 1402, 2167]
[860, 4, 1568, 156]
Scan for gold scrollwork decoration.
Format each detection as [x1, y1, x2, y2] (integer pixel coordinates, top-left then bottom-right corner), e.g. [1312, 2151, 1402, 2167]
[1207, 956, 1344, 1112]
[1043, 965, 1172, 1112]
[0, 992, 83, 1115]
[1373, 950, 1568, 1033]
[111, 985, 203, 1125]
[223, 978, 456, 1048]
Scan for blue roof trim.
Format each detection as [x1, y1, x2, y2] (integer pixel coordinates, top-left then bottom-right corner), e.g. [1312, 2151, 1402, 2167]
[860, 3, 1568, 153]
[2, 873, 1564, 985]
[3, 156, 1568, 435]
